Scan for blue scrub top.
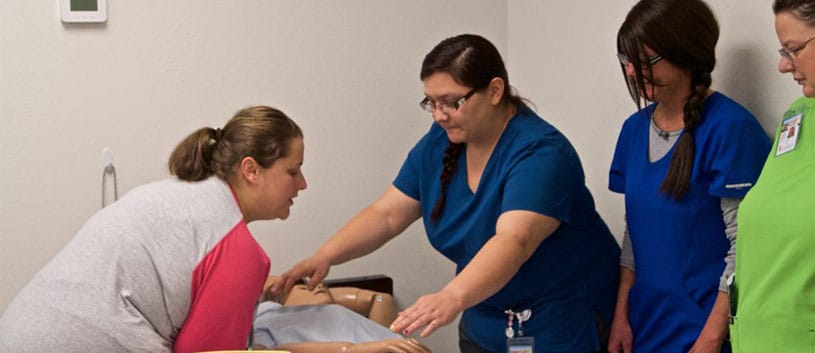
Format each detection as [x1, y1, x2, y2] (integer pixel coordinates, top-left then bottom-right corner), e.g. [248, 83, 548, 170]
[395, 105, 620, 353]
[609, 92, 770, 353]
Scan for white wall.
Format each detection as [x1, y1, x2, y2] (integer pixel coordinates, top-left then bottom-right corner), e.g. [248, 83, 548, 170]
[0, 1, 800, 353]
[0, 1, 506, 351]
[508, 0, 800, 243]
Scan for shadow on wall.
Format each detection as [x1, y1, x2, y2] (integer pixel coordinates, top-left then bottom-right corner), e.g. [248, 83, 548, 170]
[717, 46, 783, 137]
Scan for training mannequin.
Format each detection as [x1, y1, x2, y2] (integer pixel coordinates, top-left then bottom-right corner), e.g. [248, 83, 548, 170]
[252, 277, 430, 353]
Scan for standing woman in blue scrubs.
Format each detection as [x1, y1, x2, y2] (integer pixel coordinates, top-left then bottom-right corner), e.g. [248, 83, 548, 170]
[607, 1, 771, 352]
[274, 34, 621, 353]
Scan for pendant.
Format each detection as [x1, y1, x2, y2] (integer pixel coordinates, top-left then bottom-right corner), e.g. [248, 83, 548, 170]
[505, 326, 515, 338]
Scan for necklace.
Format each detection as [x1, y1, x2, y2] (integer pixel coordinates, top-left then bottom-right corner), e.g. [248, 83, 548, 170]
[650, 116, 682, 141]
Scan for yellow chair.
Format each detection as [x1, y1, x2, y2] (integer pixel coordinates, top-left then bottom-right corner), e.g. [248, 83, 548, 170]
[196, 351, 290, 353]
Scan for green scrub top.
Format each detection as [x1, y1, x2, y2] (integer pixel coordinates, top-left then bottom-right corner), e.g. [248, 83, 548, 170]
[731, 96, 815, 352]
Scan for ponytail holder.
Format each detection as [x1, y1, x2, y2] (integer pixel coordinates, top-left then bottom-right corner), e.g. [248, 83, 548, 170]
[208, 128, 223, 146]
[214, 128, 222, 141]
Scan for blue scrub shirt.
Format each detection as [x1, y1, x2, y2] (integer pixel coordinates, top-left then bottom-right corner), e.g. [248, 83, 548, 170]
[609, 92, 770, 353]
[395, 105, 620, 353]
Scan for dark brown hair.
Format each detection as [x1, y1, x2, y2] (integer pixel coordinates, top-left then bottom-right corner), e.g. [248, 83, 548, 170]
[617, 0, 718, 198]
[774, 0, 815, 25]
[420, 34, 523, 221]
[168, 105, 303, 181]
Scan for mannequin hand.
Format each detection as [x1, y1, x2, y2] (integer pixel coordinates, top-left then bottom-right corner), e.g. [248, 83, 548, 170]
[271, 255, 331, 295]
[607, 316, 633, 353]
[389, 291, 462, 338]
[351, 338, 432, 353]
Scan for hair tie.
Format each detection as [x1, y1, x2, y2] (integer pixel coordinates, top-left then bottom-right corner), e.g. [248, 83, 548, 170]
[208, 127, 223, 146]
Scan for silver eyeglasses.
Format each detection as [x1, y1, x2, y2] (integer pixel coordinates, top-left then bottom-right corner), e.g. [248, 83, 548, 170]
[617, 52, 663, 66]
[419, 87, 479, 114]
[778, 35, 815, 63]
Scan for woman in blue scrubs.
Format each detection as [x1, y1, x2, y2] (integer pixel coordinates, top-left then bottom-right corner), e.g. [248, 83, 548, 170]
[274, 34, 620, 353]
[607, 1, 771, 352]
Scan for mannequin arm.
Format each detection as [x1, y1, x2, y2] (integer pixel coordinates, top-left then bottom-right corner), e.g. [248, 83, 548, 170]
[263, 275, 396, 324]
[268, 338, 431, 353]
[329, 287, 397, 326]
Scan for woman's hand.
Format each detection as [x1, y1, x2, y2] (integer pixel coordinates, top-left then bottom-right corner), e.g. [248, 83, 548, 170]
[349, 338, 432, 353]
[270, 255, 331, 295]
[687, 337, 722, 353]
[607, 315, 633, 353]
[688, 291, 729, 353]
[608, 267, 635, 353]
[388, 290, 463, 338]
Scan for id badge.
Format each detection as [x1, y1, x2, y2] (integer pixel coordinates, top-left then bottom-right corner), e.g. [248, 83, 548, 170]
[776, 113, 802, 156]
[507, 336, 534, 353]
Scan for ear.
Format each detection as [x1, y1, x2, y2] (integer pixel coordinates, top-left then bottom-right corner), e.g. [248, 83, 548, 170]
[487, 77, 506, 106]
[239, 156, 261, 184]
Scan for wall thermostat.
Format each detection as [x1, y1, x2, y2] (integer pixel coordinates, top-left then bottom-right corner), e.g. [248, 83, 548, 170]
[61, 0, 107, 23]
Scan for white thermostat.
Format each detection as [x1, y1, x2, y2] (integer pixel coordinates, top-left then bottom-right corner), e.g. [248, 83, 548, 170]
[61, 0, 107, 23]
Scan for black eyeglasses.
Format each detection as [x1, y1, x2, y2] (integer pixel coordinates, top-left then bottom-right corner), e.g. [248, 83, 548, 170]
[617, 52, 663, 66]
[778, 35, 815, 63]
[420, 87, 479, 114]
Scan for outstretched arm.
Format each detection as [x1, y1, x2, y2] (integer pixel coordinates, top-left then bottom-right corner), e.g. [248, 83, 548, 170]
[390, 210, 559, 337]
[272, 186, 421, 294]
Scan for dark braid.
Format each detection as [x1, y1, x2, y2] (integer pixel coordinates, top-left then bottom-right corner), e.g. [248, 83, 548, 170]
[618, 0, 718, 199]
[660, 70, 710, 198]
[431, 142, 464, 221]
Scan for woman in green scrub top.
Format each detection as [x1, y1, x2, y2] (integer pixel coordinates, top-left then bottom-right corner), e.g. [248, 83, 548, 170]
[730, 1, 815, 352]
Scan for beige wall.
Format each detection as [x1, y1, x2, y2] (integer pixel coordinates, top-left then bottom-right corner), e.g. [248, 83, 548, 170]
[0, 1, 798, 352]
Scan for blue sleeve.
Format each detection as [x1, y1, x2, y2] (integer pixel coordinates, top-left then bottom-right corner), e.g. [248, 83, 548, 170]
[393, 143, 422, 201]
[501, 139, 580, 223]
[609, 120, 632, 194]
[705, 115, 771, 198]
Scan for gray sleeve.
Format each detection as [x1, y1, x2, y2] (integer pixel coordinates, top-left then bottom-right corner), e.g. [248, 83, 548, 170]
[719, 197, 741, 293]
[620, 215, 635, 271]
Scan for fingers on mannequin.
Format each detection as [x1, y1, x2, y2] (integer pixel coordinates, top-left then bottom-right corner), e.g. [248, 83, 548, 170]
[305, 266, 329, 290]
[419, 320, 438, 337]
[390, 309, 416, 333]
[269, 278, 281, 293]
[399, 308, 430, 335]
[275, 276, 292, 294]
[271, 270, 295, 293]
[405, 313, 435, 336]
